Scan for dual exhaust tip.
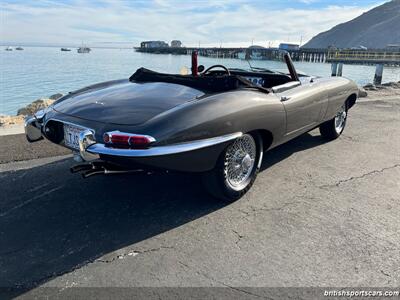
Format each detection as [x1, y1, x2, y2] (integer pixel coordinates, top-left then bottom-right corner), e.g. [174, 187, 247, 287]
[70, 161, 147, 178]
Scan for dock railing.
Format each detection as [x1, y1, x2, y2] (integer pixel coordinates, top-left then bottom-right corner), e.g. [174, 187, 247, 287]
[327, 50, 400, 66]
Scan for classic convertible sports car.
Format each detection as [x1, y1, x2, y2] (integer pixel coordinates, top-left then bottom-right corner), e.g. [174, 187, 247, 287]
[25, 52, 358, 201]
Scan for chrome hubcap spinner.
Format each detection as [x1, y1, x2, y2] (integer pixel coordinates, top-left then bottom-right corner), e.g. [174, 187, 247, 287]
[334, 104, 347, 133]
[225, 135, 256, 190]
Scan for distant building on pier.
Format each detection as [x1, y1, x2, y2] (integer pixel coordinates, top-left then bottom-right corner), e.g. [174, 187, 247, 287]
[140, 41, 169, 48]
[279, 43, 300, 51]
[170, 40, 182, 48]
[386, 44, 400, 51]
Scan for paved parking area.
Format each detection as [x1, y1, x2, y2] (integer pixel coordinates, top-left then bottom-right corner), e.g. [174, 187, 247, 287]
[0, 99, 399, 298]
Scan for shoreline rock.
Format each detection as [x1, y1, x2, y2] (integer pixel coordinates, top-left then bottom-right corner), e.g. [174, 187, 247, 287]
[363, 81, 400, 90]
[16, 98, 55, 116]
[0, 115, 25, 126]
[358, 87, 368, 98]
[0, 93, 63, 127]
[361, 81, 400, 100]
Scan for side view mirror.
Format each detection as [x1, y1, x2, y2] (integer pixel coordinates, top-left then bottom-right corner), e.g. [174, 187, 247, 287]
[198, 65, 205, 73]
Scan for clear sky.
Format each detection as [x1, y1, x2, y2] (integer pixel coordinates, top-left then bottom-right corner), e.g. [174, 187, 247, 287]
[0, 0, 385, 48]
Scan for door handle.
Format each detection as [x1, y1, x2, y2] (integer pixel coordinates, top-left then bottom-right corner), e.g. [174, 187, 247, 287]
[281, 96, 291, 101]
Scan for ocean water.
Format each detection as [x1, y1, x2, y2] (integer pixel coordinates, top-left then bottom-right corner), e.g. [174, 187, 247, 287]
[1, 47, 399, 116]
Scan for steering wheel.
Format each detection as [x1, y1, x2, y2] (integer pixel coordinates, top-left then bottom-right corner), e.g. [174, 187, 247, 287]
[202, 64, 231, 76]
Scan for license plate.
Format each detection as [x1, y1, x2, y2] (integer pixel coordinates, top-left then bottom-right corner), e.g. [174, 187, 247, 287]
[63, 124, 84, 150]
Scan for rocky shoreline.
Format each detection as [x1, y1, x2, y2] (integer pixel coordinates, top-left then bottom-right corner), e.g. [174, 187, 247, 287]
[0, 93, 63, 126]
[0, 81, 399, 128]
[359, 81, 400, 99]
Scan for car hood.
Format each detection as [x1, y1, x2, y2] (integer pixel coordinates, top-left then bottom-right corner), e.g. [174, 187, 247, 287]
[53, 80, 204, 125]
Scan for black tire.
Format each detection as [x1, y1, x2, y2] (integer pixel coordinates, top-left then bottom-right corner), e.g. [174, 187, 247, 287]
[201, 132, 263, 202]
[319, 103, 348, 140]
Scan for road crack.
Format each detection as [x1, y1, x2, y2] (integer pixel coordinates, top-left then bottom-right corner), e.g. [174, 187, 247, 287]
[239, 201, 302, 219]
[319, 164, 400, 189]
[95, 246, 174, 263]
[177, 261, 273, 299]
[232, 229, 244, 246]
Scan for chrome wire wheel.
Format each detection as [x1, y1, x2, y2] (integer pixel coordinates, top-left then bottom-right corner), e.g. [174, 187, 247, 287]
[224, 134, 256, 191]
[334, 104, 347, 134]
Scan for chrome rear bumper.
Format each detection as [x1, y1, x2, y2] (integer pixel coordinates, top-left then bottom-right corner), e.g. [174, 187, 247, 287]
[85, 132, 242, 172]
[25, 116, 43, 142]
[25, 116, 100, 162]
[25, 116, 241, 167]
[85, 132, 242, 157]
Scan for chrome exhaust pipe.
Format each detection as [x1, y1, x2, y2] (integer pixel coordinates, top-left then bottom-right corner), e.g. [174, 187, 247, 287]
[104, 169, 144, 174]
[82, 168, 106, 178]
[70, 163, 93, 173]
[71, 161, 147, 178]
[82, 167, 146, 178]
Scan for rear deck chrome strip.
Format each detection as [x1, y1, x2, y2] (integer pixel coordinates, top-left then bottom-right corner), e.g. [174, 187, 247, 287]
[86, 132, 243, 157]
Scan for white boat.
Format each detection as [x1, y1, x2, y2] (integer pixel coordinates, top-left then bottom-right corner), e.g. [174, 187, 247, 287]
[77, 46, 91, 53]
[5, 46, 12, 51]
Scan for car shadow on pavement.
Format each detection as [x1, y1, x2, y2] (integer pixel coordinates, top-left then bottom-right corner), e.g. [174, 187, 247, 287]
[0, 159, 224, 296]
[0, 131, 327, 297]
[260, 132, 329, 171]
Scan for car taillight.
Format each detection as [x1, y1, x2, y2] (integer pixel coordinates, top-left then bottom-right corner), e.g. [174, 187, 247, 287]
[103, 131, 155, 149]
[106, 133, 130, 145]
[128, 135, 152, 147]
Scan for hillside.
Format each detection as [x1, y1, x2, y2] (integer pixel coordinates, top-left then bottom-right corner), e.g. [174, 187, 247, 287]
[303, 0, 400, 49]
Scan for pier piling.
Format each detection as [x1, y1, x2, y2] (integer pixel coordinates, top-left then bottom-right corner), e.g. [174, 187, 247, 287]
[337, 63, 343, 76]
[374, 64, 384, 85]
[331, 62, 338, 76]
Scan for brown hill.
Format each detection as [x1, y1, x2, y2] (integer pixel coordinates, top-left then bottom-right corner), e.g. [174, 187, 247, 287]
[303, 0, 400, 49]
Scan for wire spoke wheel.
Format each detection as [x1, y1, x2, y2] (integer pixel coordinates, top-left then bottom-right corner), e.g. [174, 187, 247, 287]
[224, 134, 256, 191]
[201, 132, 261, 202]
[334, 104, 347, 133]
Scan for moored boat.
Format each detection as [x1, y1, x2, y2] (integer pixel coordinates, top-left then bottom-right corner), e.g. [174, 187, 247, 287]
[5, 46, 12, 51]
[61, 48, 72, 51]
[77, 47, 91, 53]
[15, 46, 24, 50]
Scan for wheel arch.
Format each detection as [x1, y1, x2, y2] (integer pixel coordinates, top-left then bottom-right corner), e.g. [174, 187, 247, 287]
[346, 93, 357, 110]
[249, 129, 273, 151]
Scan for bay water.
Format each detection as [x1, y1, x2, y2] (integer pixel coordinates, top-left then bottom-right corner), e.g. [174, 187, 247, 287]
[1, 46, 399, 116]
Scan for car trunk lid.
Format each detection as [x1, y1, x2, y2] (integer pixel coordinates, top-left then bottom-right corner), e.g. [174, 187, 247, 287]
[53, 81, 204, 125]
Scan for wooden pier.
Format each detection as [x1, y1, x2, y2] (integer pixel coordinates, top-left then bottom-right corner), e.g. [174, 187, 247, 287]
[327, 49, 400, 66]
[136, 46, 399, 84]
[135, 46, 400, 66]
[135, 46, 328, 63]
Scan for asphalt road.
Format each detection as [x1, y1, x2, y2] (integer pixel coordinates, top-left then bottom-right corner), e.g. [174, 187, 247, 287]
[1, 99, 399, 299]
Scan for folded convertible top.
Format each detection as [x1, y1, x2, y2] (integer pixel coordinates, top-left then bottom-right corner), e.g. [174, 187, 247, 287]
[129, 68, 267, 94]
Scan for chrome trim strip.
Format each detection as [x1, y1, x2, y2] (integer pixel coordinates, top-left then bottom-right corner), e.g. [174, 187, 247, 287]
[86, 132, 243, 157]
